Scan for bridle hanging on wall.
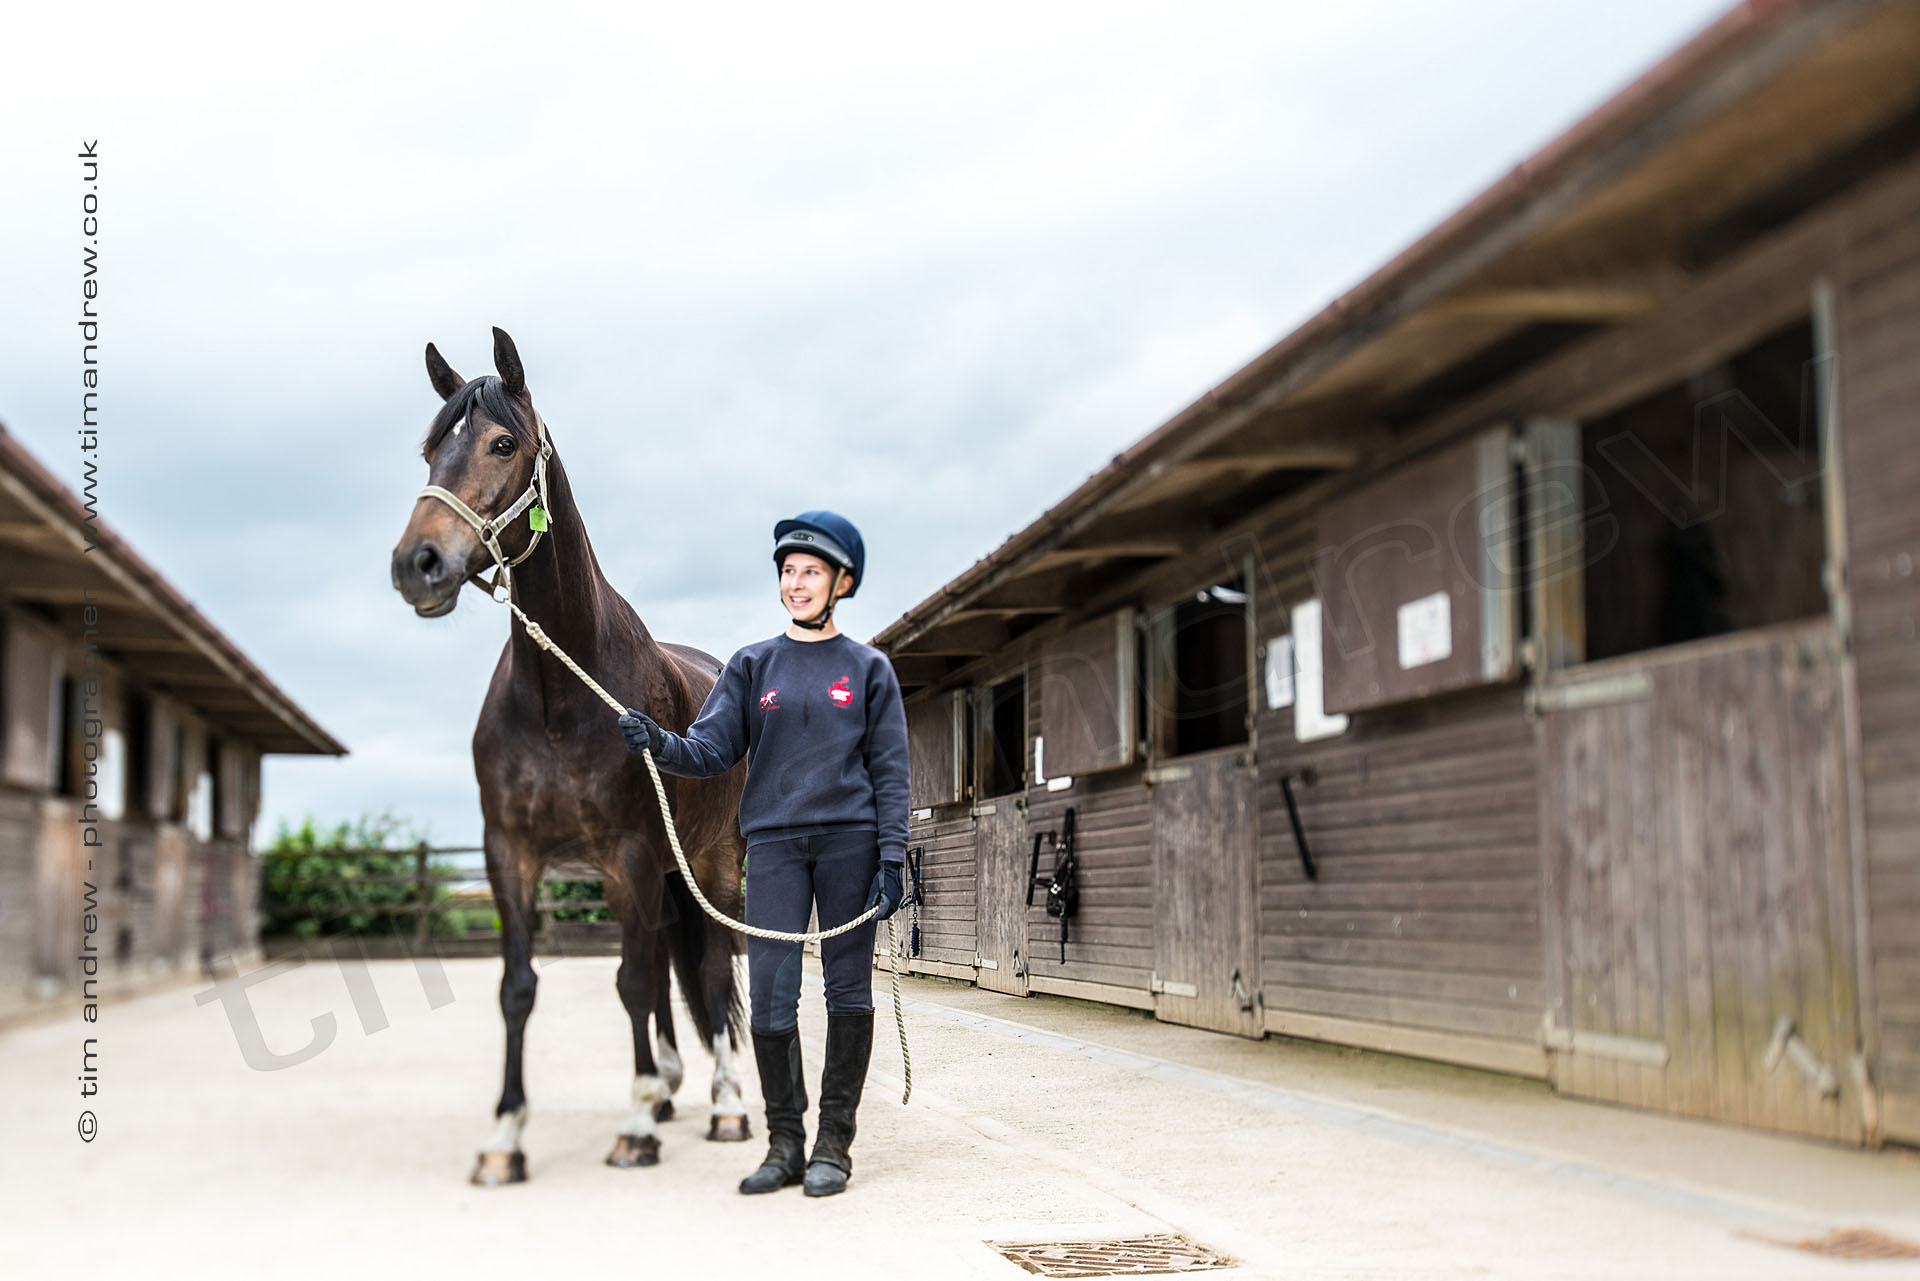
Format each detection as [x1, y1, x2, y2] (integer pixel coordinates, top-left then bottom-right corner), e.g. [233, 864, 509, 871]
[1026, 806, 1080, 963]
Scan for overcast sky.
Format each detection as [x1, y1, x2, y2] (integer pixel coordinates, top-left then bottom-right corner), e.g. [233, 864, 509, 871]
[0, 0, 1729, 847]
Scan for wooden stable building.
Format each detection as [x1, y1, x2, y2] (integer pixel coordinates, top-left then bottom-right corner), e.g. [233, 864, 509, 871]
[0, 423, 344, 1012]
[876, 0, 1920, 1147]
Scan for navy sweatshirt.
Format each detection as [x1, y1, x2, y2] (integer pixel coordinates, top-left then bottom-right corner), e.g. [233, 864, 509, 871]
[651, 632, 910, 865]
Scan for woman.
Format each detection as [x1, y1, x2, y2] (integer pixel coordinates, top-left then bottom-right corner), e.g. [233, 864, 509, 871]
[618, 510, 908, 1198]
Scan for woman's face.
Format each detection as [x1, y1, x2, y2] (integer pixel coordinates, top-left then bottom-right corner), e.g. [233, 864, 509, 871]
[780, 552, 849, 621]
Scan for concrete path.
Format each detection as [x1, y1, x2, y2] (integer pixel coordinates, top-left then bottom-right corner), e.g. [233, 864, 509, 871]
[5, 949, 1918, 1280]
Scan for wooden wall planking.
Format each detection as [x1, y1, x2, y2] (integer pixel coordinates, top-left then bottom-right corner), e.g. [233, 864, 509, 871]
[0, 790, 39, 995]
[1250, 505, 1546, 1070]
[1834, 153, 1920, 1144]
[1025, 770, 1156, 995]
[152, 824, 191, 966]
[902, 814, 976, 973]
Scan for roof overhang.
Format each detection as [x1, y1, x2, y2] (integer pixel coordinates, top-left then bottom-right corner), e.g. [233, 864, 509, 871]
[873, 0, 1920, 690]
[0, 424, 347, 756]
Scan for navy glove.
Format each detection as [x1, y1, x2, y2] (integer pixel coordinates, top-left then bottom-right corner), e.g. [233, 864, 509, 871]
[865, 861, 904, 921]
[618, 706, 666, 755]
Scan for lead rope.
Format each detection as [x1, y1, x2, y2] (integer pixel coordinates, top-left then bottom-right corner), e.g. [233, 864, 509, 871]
[495, 593, 913, 1105]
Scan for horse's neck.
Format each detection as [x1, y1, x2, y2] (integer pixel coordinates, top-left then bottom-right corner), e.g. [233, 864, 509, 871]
[506, 455, 653, 690]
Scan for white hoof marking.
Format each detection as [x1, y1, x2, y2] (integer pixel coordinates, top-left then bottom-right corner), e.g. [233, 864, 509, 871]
[482, 1104, 527, 1155]
[620, 1073, 666, 1138]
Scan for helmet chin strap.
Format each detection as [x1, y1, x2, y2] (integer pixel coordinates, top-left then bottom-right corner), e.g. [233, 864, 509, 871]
[792, 600, 834, 631]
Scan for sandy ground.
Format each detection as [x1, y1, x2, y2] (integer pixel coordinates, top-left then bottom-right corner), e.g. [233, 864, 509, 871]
[4, 948, 1918, 1280]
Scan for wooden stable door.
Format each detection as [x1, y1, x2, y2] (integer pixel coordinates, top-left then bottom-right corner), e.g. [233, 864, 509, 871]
[1150, 747, 1262, 1037]
[973, 801, 1030, 996]
[1538, 621, 1866, 1141]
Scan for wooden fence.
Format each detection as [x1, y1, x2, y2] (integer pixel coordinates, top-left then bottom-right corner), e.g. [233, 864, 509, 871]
[257, 843, 623, 957]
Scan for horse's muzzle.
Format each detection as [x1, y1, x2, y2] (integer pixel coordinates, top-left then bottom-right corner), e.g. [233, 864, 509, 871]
[391, 538, 462, 616]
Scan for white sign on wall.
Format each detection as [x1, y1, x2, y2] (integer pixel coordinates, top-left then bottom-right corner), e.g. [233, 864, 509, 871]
[98, 728, 126, 822]
[1290, 599, 1349, 743]
[1396, 590, 1453, 670]
[189, 771, 214, 842]
[1265, 634, 1295, 709]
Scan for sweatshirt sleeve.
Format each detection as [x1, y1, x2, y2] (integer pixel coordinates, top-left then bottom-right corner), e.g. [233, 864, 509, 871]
[862, 653, 911, 865]
[654, 649, 751, 778]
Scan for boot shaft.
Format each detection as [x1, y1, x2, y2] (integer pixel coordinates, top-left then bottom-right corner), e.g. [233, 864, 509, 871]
[750, 1025, 809, 1142]
[810, 1010, 874, 1174]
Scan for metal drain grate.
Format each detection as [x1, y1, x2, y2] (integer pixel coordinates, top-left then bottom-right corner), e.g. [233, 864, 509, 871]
[1778, 1228, 1920, 1261]
[989, 1233, 1236, 1277]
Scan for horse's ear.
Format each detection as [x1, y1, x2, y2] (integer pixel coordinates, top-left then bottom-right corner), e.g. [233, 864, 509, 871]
[492, 327, 526, 398]
[424, 343, 466, 402]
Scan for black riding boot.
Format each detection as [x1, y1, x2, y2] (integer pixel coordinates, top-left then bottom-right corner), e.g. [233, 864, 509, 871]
[739, 1025, 808, 1194]
[803, 1009, 873, 1197]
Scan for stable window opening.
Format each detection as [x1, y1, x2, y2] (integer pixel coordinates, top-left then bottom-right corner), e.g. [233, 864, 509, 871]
[169, 725, 189, 823]
[981, 675, 1026, 799]
[1171, 577, 1249, 756]
[55, 674, 85, 799]
[1581, 316, 1825, 664]
[209, 736, 228, 838]
[125, 692, 151, 819]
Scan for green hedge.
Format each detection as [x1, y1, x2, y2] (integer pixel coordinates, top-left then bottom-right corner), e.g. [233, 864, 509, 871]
[545, 878, 613, 923]
[259, 813, 493, 940]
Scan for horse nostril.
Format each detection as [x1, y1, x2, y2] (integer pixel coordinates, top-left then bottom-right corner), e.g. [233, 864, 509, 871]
[414, 543, 445, 583]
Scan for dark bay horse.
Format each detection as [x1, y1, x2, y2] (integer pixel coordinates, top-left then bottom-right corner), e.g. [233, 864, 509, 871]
[390, 327, 751, 1185]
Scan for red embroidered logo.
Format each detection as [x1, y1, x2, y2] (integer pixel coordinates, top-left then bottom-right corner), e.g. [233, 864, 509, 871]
[828, 676, 853, 707]
[759, 688, 780, 712]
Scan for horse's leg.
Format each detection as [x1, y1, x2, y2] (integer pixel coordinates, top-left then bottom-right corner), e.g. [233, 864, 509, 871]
[702, 917, 750, 1142]
[473, 828, 538, 1187]
[699, 831, 751, 1143]
[606, 867, 668, 1168]
[652, 934, 681, 1122]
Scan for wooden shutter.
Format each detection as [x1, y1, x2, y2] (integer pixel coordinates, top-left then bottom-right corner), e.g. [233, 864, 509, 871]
[1315, 427, 1521, 715]
[145, 699, 177, 823]
[906, 690, 964, 809]
[2, 614, 59, 791]
[216, 739, 256, 839]
[1037, 607, 1136, 777]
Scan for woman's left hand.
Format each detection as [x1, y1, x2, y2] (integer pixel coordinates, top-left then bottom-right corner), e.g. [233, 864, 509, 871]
[865, 862, 904, 920]
[618, 706, 666, 755]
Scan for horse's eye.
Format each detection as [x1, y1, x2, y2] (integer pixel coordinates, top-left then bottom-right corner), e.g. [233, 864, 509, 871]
[490, 435, 517, 457]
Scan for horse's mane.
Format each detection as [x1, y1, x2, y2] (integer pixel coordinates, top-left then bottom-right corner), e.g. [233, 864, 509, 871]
[421, 376, 536, 458]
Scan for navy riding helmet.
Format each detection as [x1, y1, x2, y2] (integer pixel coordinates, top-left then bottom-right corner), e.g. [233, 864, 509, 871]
[773, 511, 865, 630]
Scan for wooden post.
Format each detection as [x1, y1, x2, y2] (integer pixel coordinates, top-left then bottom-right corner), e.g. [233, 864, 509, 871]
[413, 841, 430, 948]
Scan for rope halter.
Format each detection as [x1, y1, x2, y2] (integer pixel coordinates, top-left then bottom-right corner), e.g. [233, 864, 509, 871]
[415, 408, 556, 602]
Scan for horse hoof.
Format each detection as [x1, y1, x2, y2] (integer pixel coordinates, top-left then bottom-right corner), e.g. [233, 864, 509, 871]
[606, 1134, 661, 1167]
[653, 1098, 675, 1123]
[471, 1151, 527, 1186]
[708, 1114, 751, 1143]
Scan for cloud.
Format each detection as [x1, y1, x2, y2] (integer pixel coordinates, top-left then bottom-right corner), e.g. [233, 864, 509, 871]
[0, 0, 1730, 846]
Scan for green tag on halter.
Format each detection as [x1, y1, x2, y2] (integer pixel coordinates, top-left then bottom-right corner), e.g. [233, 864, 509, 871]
[528, 505, 549, 532]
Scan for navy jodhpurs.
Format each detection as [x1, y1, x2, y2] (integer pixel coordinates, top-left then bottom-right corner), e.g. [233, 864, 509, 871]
[743, 826, 880, 1032]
